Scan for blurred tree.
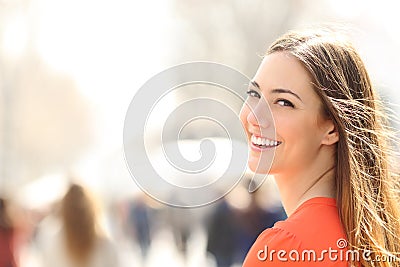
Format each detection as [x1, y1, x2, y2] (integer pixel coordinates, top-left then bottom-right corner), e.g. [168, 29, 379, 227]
[169, 0, 298, 73]
[11, 56, 93, 182]
[0, 0, 93, 191]
[0, 55, 93, 190]
[162, 0, 299, 141]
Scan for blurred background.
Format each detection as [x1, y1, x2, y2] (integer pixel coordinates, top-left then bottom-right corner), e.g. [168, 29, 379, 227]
[0, 0, 399, 267]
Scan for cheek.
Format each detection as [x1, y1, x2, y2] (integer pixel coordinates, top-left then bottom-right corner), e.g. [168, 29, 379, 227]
[276, 115, 323, 161]
[274, 113, 314, 140]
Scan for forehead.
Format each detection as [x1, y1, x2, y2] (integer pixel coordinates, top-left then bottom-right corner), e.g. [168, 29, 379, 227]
[253, 52, 316, 99]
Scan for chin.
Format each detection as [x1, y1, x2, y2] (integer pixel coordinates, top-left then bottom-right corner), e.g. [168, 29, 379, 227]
[248, 158, 278, 174]
[248, 162, 271, 174]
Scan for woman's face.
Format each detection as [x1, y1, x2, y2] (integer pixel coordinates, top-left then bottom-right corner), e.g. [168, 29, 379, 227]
[240, 52, 330, 174]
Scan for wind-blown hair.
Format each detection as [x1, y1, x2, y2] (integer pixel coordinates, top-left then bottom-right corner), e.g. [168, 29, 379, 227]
[267, 28, 400, 266]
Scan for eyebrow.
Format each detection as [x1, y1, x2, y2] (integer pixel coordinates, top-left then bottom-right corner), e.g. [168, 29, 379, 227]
[250, 80, 303, 102]
[250, 80, 260, 89]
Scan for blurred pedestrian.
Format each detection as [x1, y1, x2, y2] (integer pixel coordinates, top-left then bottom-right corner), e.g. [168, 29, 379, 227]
[0, 197, 18, 267]
[40, 184, 118, 267]
[206, 197, 236, 267]
[127, 194, 152, 259]
[233, 188, 286, 263]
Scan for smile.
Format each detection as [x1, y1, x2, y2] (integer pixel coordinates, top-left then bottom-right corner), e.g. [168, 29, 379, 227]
[250, 134, 281, 149]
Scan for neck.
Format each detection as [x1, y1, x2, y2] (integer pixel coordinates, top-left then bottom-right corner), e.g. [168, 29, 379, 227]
[273, 162, 336, 217]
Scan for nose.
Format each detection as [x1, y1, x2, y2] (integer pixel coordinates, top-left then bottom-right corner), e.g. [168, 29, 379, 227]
[247, 100, 272, 129]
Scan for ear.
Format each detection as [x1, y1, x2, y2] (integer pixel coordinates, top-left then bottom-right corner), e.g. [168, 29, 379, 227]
[321, 121, 339, 145]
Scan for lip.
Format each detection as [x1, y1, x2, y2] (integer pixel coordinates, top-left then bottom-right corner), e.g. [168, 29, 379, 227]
[249, 134, 281, 152]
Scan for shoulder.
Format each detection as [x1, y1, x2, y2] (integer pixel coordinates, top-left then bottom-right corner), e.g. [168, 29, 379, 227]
[242, 198, 348, 267]
[90, 236, 119, 267]
[278, 197, 346, 248]
[93, 236, 117, 255]
[243, 227, 347, 267]
[242, 227, 303, 266]
[40, 230, 70, 267]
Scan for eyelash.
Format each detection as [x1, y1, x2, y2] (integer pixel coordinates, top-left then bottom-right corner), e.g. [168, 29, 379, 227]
[246, 90, 260, 98]
[275, 99, 294, 108]
[246, 90, 295, 108]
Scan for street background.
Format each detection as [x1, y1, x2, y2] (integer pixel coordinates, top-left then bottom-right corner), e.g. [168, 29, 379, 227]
[0, 1, 399, 266]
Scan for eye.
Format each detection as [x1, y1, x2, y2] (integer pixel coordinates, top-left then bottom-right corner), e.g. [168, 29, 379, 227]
[246, 90, 261, 99]
[276, 99, 294, 108]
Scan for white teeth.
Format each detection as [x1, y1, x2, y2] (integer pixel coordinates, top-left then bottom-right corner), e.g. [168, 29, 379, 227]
[251, 135, 280, 147]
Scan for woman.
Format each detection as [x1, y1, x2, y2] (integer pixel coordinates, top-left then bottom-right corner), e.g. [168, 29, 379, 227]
[0, 198, 18, 267]
[240, 27, 400, 266]
[41, 184, 118, 267]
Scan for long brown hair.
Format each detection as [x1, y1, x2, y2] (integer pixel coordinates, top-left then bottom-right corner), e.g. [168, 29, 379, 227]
[60, 184, 99, 265]
[267, 27, 400, 266]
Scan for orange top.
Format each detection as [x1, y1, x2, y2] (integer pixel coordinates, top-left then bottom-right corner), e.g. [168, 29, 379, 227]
[242, 197, 348, 266]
